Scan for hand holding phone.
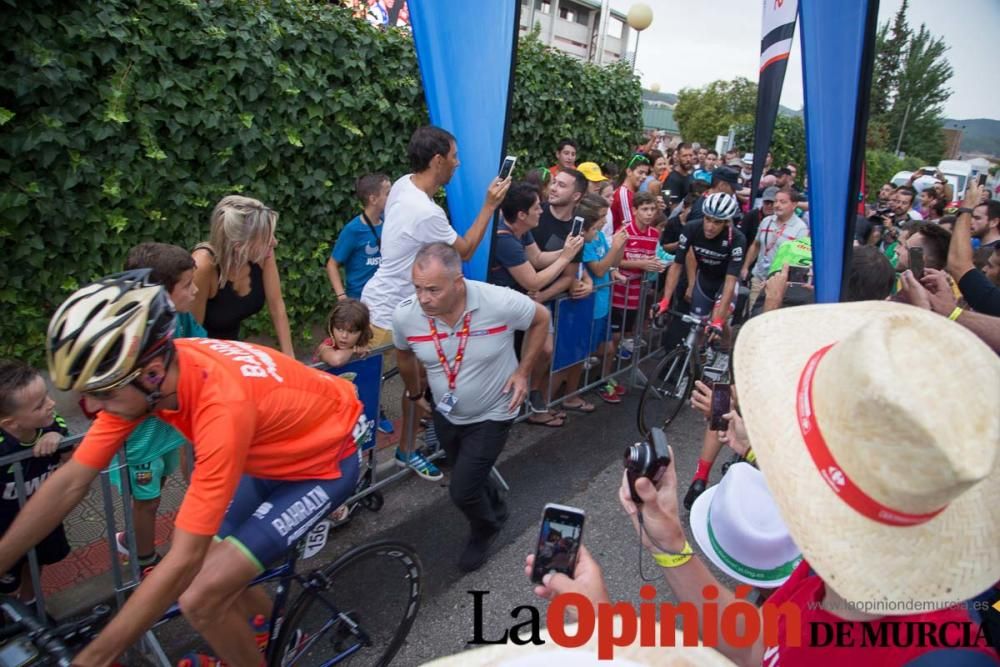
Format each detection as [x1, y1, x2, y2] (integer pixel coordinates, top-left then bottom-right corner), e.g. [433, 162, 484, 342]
[531, 504, 585, 583]
[909, 246, 925, 280]
[499, 155, 517, 180]
[978, 173, 988, 189]
[710, 383, 732, 431]
[787, 265, 811, 285]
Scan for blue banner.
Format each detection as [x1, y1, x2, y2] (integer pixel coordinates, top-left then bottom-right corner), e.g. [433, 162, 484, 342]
[799, 0, 878, 302]
[552, 294, 596, 372]
[408, 0, 520, 281]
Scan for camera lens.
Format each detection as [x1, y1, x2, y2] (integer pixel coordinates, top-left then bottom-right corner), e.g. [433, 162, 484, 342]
[624, 442, 650, 475]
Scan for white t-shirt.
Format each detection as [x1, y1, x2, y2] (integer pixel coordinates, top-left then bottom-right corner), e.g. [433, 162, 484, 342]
[752, 214, 809, 280]
[361, 174, 458, 329]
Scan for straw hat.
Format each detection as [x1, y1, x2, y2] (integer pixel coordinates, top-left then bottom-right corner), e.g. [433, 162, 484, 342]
[733, 301, 1000, 612]
[689, 463, 802, 588]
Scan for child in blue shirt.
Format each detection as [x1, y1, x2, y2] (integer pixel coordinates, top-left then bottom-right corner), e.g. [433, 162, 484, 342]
[580, 200, 628, 404]
[326, 173, 394, 433]
[101, 243, 207, 575]
[326, 173, 391, 300]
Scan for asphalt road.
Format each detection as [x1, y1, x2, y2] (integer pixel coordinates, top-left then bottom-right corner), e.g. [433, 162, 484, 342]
[151, 386, 732, 665]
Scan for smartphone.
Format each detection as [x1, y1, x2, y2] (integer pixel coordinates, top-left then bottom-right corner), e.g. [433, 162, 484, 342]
[909, 246, 925, 280]
[531, 503, 585, 584]
[499, 155, 517, 180]
[978, 173, 988, 188]
[661, 189, 672, 207]
[570, 215, 584, 237]
[787, 265, 811, 284]
[710, 383, 732, 431]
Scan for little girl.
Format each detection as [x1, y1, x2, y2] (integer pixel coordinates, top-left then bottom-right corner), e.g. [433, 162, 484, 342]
[315, 298, 373, 367]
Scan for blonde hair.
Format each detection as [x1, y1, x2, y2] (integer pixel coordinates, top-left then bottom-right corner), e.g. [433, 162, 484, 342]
[198, 195, 278, 288]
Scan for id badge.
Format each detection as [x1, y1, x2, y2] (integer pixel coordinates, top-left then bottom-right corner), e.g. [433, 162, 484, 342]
[437, 392, 458, 415]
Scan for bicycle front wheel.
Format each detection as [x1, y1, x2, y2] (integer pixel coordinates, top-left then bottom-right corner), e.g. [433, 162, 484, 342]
[269, 540, 422, 667]
[637, 347, 693, 438]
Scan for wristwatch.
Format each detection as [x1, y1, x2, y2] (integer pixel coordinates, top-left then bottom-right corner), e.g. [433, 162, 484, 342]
[404, 389, 423, 401]
[956, 207, 974, 216]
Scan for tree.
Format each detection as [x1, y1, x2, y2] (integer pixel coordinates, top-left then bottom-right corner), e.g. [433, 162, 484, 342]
[733, 115, 806, 179]
[673, 77, 756, 147]
[884, 24, 951, 161]
[870, 0, 910, 117]
[866, 4, 952, 163]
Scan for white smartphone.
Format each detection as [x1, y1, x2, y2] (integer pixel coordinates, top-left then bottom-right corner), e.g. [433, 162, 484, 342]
[499, 155, 517, 179]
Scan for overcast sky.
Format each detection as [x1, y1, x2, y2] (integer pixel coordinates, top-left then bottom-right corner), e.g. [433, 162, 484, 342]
[610, 0, 998, 120]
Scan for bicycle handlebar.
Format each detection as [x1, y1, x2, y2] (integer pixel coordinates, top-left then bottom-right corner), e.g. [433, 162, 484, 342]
[0, 597, 111, 667]
[665, 310, 707, 326]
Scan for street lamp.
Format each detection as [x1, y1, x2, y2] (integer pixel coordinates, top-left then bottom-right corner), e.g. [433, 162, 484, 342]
[626, 3, 653, 73]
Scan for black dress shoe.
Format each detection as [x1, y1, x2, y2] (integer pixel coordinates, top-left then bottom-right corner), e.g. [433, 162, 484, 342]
[683, 478, 707, 511]
[457, 528, 501, 573]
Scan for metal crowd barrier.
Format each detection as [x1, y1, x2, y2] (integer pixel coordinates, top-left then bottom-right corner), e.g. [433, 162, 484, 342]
[0, 276, 664, 661]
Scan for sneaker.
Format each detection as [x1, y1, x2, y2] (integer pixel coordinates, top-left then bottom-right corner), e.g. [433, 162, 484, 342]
[377, 410, 394, 434]
[394, 449, 443, 481]
[115, 531, 131, 561]
[138, 554, 163, 579]
[176, 653, 223, 667]
[617, 345, 633, 361]
[607, 378, 627, 396]
[596, 384, 621, 404]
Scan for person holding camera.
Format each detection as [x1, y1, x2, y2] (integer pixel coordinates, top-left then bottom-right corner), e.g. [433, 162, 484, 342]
[527, 301, 999, 666]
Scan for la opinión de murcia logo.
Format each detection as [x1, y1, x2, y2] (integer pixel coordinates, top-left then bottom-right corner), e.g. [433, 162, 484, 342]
[466, 587, 993, 659]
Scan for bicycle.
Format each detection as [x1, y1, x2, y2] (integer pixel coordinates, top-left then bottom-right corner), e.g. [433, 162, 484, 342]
[636, 310, 731, 438]
[0, 530, 422, 667]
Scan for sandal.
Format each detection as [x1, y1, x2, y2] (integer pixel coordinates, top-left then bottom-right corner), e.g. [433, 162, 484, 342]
[562, 399, 596, 414]
[527, 412, 566, 428]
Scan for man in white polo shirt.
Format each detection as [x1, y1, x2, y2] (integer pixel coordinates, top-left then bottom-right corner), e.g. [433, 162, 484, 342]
[393, 243, 549, 572]
[741, 187, 809, 310]
[362, 125, 509, 480]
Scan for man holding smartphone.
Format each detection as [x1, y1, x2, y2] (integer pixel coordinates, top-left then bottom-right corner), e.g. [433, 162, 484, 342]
[394, 243, 550, 572]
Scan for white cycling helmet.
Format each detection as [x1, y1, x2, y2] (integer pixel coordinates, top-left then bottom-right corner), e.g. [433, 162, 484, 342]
[47, 270, 176, 393]
[703, 192, 740, 221]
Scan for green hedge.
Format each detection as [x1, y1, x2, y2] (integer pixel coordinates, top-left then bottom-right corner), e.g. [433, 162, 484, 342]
[0, 1, 642, 363]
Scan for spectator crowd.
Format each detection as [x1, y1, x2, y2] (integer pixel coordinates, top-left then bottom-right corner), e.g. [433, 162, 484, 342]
[1, 122, 998, 666]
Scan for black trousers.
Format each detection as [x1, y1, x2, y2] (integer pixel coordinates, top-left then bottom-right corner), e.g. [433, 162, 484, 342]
[431, 412, 513, 540]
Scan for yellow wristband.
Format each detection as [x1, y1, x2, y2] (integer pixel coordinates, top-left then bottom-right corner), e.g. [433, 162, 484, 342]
[948, 307, 963, 321]
[745, 449, 757, 464]
[652, 541, 694, 568]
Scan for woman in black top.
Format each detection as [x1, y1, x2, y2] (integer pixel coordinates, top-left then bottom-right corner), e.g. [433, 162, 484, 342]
[192, 195, 295, 356]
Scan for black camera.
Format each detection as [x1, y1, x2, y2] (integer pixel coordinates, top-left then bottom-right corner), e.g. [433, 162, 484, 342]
[624, 428, 671, 503]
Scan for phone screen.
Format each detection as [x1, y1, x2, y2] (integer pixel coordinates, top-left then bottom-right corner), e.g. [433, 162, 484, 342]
[531, 504, 584, 584]
[499, 156, 516, 180]
[978, 173, 988, 188]
[710, 383, 732, 431]
[570, 216, 584, 237]
[787, 265, 811, 284]
[909, 246, 924, 280]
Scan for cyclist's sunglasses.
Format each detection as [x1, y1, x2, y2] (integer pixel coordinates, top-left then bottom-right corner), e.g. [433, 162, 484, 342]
[627, 154, 650, 170]
[83, 369, 143, 401]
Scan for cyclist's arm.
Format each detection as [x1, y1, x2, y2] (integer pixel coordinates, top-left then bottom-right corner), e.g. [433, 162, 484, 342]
[660, 262, 684, 309]
[685, 250, 697, 292]
[712, 274, 739, 324]
[75, 528, 213, 666]
[0, 459, 97, 576]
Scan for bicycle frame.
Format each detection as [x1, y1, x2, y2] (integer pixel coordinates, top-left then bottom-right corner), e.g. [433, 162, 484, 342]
[153, 539, 370, 666]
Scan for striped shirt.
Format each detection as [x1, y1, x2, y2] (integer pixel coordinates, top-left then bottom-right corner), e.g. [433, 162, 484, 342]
[610, 185, 636, 233]
[612, 221, 660, 310]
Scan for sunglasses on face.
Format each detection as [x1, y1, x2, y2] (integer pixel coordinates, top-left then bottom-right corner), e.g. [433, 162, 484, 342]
[83, 369, 142, 401]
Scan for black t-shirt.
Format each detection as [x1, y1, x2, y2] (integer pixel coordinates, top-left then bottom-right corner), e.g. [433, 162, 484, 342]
[664, 170, 692, 205]
[675, 220, 747, 292]
[660, 216, 685, 249]
[488, 223, 534, 293]
[0, 416, 68, 518]
[534, 204, 584, 263]
[738, 208, 766, 244]
[958, 268, 1000, 317]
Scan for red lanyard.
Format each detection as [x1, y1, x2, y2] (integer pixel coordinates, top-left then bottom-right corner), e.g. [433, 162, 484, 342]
[427, 312, 473, 391]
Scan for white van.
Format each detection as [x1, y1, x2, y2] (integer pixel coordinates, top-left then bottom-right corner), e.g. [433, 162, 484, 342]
[937, 160, 973, 201]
